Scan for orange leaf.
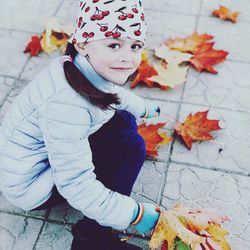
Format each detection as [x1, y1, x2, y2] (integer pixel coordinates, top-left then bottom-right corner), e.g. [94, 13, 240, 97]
[130, 50, 158, 89]
[23, 35, 42, 57]
[212, 5, 240, 23]
[165, 32, 214, 54]
[138, 123, 171, 157]
[189, 43, 228, 74]
[174, 110, 221, 150]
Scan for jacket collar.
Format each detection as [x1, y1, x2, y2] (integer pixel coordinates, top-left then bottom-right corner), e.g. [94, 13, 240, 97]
[73, 54, 114, 93]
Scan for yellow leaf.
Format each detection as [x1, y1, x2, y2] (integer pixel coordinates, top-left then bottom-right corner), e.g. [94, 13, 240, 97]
[148, 62, 189, 88]
[207, 224, 231, 250]
[40, 32, 58, 54]
[149, 203, 230, 250]
[154, 44, 192, 65]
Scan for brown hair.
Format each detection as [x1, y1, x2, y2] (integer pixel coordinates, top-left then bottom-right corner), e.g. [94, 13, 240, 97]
[63, 42, 121, 110]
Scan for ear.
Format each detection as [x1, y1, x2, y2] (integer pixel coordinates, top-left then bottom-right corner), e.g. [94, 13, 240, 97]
[74, 43, 88, 56]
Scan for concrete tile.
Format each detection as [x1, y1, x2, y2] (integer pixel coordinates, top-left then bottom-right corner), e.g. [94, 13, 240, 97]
[0, 100, 12, 125]
[171, 104, 250, 174]
[0, 212, 43, 250]
[132, 161, 166, 203]
[162, 163, 250, 248]
[145, 10, 197, 49]
[201, 0, 250, 22]
[197, 16, 250, 62]
[144, 0, 201, 15]
[55, 0, 77, 28]
[117, 232, 150, 249]
[0, 30, 30, 78]
[0, 0, 62, 33]
[48, 203, 83, 224]
[183, 61, 250, 111]
[0, 80, 27, 124]
[0, 191, 47, 218]
[20, 51, 61, 81]
[34, 223, 72, 250]
[0, 77, 15, 106]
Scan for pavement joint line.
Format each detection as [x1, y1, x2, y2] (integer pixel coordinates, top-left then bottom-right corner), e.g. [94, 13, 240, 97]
[0, 27, 42, 35]
[171, 159, 250, 177]
[32, 221, 48, 250]
[137, 96, 250, 115]
[145, 8, 200, 18]
[53, 0, 66, 16]
[17, 57, 31, 80]
[156, 161, 170, 206]
[156, 76, 186, 205]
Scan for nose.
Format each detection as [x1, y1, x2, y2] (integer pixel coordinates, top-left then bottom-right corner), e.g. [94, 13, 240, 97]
[120, 47, 133, 63]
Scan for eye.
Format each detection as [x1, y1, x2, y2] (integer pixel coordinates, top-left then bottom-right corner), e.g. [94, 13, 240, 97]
[131, 44, 143, 50]
[108, 43, 121, 49]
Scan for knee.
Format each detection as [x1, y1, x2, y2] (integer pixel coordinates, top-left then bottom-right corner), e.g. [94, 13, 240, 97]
[117, 110, 137, 131]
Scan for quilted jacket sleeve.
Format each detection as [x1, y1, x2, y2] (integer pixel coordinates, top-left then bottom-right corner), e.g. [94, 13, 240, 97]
[113, 85, 146, 118]
[39, 91, 137, 230]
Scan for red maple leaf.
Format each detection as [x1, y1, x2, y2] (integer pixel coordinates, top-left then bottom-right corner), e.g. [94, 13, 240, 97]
[174, 110, 221, 150]
[24, 35, 42, 57]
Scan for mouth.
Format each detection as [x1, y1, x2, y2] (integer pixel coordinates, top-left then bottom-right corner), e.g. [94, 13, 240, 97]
[110, 67, 131, 71]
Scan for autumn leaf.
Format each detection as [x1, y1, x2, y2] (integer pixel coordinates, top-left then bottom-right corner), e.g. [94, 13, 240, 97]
[149, 203, 230, 250]
[188, 43, 228, 74]
[130, 49, 158, 89]
[165, 32, 214, 54]
[148, 62, 189, 88]
[138, 122, 171, 157]
[41, 17, 71, 54]
[212, 5, 240, 23]
[154, 44, 192, 65]
[174, 110, 221, 150]
[23, 35, 42, 57]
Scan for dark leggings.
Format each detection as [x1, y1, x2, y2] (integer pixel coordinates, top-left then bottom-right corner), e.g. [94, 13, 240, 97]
[32, 110, 146, 219]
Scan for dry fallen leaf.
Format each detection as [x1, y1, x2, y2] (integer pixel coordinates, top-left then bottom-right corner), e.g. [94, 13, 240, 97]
[23, 35, 42, 57]
[174, 110, 221, 150]
[148, 62, 189, 88]
[165, 32, 214, 54]
[212, 5, 240, 23]
[138, 122, 171, 157]
[149, 203, 230, 250]
[188, 43, 228, 74]
[41, 18, 71, 54]
[130, 49, 159, 89]
[154, 44, 192, 65]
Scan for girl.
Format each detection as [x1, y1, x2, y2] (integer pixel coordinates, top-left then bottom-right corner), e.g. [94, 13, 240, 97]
[0, 0, 161, 249]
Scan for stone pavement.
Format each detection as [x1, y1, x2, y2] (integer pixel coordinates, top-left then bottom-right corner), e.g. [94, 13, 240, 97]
[0, 0, 250, 249]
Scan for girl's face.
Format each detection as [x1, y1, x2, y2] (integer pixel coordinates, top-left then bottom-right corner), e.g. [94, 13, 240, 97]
[74, 37, 144, 85]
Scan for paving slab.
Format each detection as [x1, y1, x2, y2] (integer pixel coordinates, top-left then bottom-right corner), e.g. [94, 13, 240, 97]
[162, 163, 250, 249]
[0, 0, 63, 33]
[34, 222, 72, 250]
[0, 212, 43, 250]
[144, 0, 202, 15]
[171, 103, 250, 175]
[0, 77, 15, 106]
[0, 30, 30, 78]
[20, 51, 61, 81]
[145, 10, 197, 49]
[183, 61, 250, 111]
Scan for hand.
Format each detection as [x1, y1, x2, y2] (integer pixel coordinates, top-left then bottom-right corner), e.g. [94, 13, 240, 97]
[140, 102, 160, 118]
[131, 203, 160, 234]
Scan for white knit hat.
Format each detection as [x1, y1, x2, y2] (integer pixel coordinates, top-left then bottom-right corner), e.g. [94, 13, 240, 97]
[68, 0, 147, 44]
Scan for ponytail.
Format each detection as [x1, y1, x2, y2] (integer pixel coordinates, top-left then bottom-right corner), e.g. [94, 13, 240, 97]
[63, 42, 120, 110]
